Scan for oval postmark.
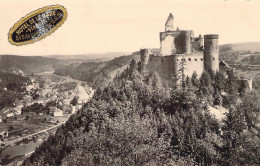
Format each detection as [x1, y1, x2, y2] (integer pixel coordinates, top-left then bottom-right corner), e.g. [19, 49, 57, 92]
[8, 5, 67, 46]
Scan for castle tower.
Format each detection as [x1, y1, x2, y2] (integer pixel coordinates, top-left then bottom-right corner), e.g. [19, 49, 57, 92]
[182, 31, 191, 54]
[165, 13, 174, 31]
[203, 34, 219, 72]
[140, 49, 151, 66]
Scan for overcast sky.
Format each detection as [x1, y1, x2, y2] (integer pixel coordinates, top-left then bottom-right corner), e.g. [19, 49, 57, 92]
[0, 0, 260, 56]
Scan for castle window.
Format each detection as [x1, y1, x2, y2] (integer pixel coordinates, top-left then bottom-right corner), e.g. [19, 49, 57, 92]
[177, 59, 179, 61]
[201, 58, 203, 61]
[161, 59, 164, 62]
[188, 58, 191, 61]
[195, 59, 197, 61]
[213, 58, 215, 60]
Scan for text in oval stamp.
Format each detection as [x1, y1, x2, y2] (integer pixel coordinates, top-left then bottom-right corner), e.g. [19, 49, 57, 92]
[8, 5, 67, 46]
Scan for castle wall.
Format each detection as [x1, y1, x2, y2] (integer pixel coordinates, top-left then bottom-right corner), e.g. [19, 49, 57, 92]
[191, 36, 203, 52]
[147, 52, 204, 81]
[160, 30, 193, 56]
[160, 31, 183, 55]
[176, 53, 204, 77]
[191, 41, 201, 51]
[147, 55, 177, 80]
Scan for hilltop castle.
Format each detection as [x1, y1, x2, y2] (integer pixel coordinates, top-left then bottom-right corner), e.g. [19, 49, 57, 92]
[140, 13, 219, 80]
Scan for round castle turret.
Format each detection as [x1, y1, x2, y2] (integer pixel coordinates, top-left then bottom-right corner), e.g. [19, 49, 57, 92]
[183, 31, 191, 54]
[203, 34, 219, 72]
[140, 49, 151, 66]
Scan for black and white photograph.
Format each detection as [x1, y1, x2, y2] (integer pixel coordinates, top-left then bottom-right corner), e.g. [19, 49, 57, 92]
[0, 0, 260, 165]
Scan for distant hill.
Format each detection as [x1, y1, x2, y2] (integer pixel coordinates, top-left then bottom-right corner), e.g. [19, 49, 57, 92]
[46, 52, 130, 61]
[219, 42, 260, 84]
[219, 42, 260, 62]
[0, 55, 63, 74]
[220, 42, 260, 53]
[54, 53, 140, 88]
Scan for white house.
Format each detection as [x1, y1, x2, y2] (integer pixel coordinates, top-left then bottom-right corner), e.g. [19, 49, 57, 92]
[53, 109, 63, 117]
[71, 106, 76, 114]
[37, 100, 45, 104]
[6, 113, 14, 118]
[13, 104, 23, 115]
[50, 107, 63, 117]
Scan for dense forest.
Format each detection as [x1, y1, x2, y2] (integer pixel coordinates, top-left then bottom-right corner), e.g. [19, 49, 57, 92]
[23, 59, 260, 165]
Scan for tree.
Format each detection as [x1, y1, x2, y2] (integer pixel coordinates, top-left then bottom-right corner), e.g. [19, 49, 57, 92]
[0, 154, 10, 165]
[220, 106, 246, 166]
[238, 80, 247, 96]
[9, 125, 14, 131]
[191, 72, 199, 87]
[70, 96, 79, 106]
[178, 57, 187, 91]
[62, 113, 175, 166]
[212, 71, 226, 93]
[199, 72, 214, 103]
[240, 90, 260, 130]
[226, 70, 238, 94]
[32, 93, 40, 100]
[25, 115, 30, 120]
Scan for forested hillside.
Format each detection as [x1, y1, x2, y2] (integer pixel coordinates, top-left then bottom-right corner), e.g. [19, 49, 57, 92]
[54, 53, 140, 88]
[23, 60, 260, 166]
[219, 42, 260, 64]
[0, 55, 62, 73]
[221, 42, 260, 53]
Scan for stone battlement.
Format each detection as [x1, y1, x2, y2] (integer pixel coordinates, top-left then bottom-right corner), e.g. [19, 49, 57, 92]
[204, 34, 219, 39]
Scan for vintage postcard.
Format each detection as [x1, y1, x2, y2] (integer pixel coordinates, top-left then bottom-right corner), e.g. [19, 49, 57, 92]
[0, 0, 260, 165]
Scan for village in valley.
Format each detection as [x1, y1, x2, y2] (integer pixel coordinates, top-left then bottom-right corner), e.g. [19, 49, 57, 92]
[0, 71, 94, 151]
